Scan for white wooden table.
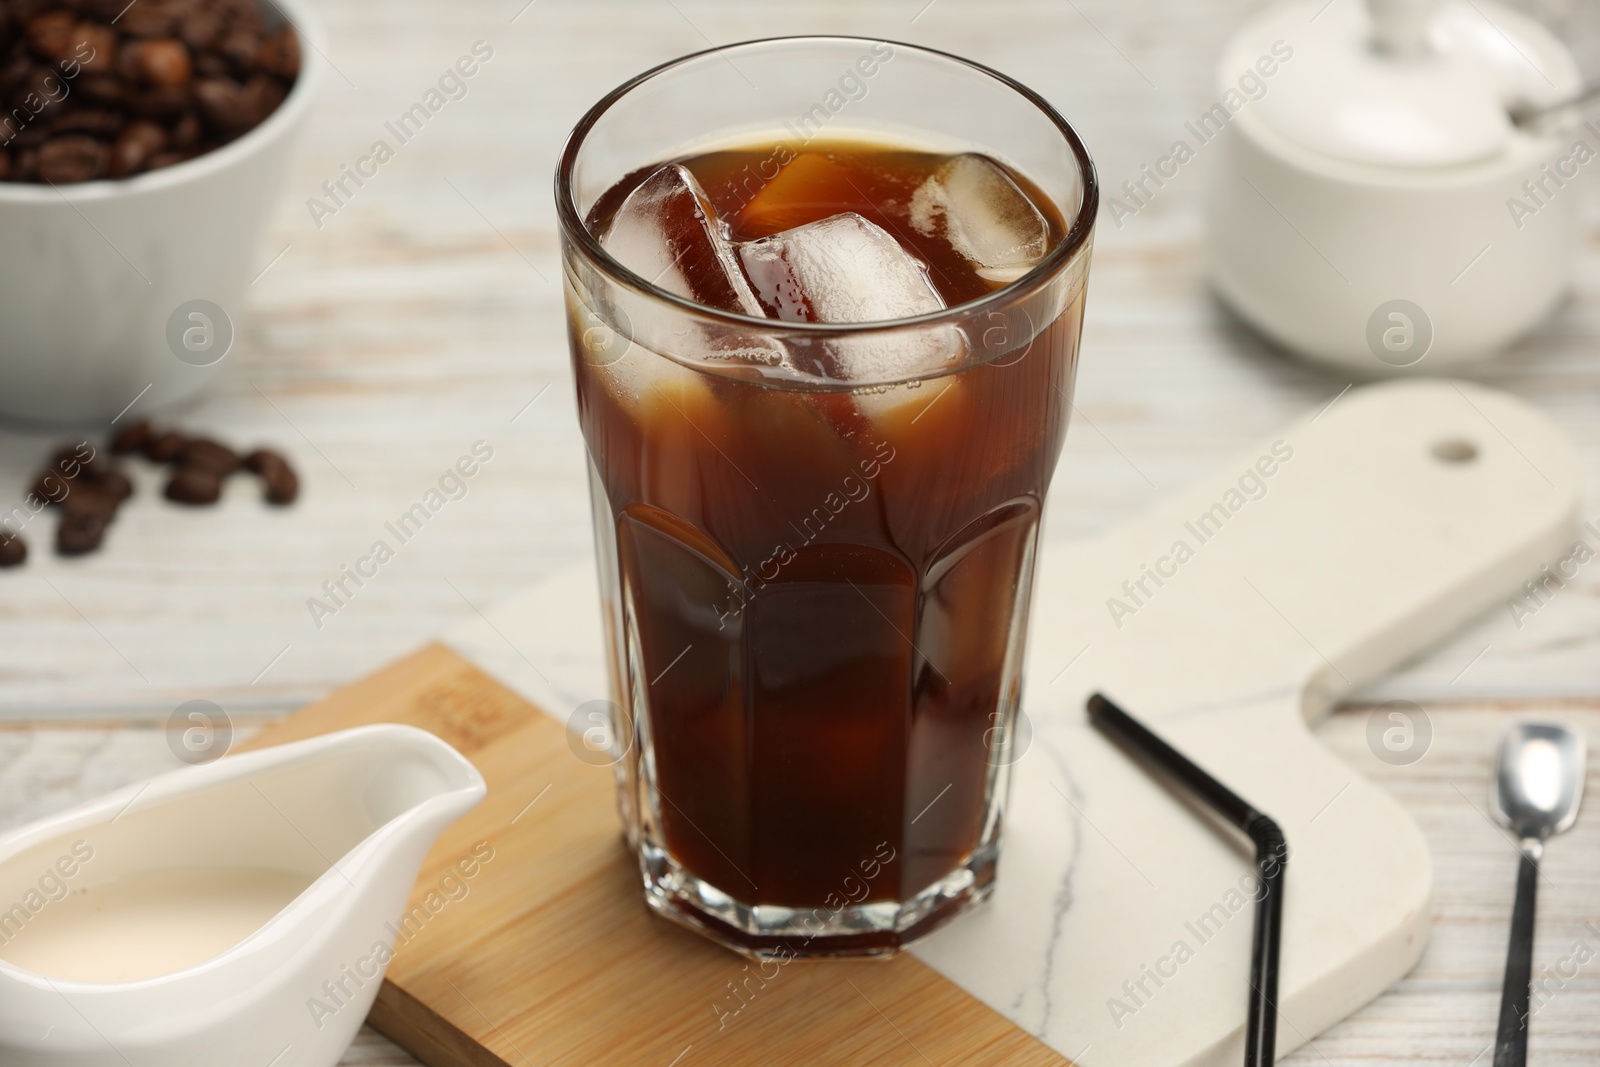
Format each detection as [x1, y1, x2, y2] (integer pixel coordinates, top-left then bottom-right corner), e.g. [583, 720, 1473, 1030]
[0, 0, 1596, 1063]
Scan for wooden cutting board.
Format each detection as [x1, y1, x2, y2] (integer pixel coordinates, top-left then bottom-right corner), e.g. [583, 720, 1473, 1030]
[240, 643, 1068, 1066]
[245, 379, 1581, 1067]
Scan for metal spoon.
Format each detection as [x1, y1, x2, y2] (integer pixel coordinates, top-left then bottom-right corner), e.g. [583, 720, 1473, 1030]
[1489, 721, 1587, 1067]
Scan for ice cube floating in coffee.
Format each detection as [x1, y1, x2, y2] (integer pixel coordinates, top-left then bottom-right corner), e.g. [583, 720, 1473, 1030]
[591, 144, 1055, 355]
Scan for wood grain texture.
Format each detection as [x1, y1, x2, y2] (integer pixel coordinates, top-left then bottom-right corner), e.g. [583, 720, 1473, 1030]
[0, 0, 1595, 1063]
[234, 643, 1068, 1067]
[0, 692, 1596, 1064]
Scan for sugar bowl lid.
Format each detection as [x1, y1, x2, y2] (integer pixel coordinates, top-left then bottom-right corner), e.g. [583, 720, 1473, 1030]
[1236, 0, 1579, 168]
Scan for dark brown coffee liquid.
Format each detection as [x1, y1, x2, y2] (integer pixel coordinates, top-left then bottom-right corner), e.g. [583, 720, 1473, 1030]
[576, 138, 1082, 918]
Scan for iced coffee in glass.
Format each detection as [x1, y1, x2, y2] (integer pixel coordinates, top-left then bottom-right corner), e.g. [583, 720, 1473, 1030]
[556, 36, 1096, 957]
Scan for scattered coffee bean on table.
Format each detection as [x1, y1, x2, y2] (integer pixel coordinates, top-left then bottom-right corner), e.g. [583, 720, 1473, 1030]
[57, 483, 120, 518]
[0, 532, 25, 568]
[180, 437, 239, 476]
[56, 510, 108, 556]
[0, 422, 301, 568]
[0, 0, 301, 185]
[244, 447, 297, 504]
[110, 420, 151, 455]
[164, 464, 222, 505]
[95, 465, 134, 502]
[36, 444, 126, 506]
[27, 441, 131, 558]
[143, 429, 187, 462]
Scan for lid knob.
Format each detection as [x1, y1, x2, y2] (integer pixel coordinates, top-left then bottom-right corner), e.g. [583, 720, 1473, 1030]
[1366, 0, 1438, 55]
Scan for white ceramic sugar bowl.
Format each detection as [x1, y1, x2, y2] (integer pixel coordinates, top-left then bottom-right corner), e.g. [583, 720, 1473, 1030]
[1207, 0, 1583, 373]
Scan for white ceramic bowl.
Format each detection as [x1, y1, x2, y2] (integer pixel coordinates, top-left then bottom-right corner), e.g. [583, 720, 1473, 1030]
[1207, 0, 1582, 374]
[0, 0, 322, 425]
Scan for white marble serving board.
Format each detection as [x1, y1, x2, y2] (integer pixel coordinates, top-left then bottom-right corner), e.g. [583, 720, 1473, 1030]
[445, 379, 1580, 1067]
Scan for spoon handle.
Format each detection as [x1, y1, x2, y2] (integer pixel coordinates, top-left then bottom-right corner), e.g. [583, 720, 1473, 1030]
[1493, 842, 1541, 1067]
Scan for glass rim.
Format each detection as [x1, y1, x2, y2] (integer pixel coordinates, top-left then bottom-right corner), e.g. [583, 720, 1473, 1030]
[554, 34, 1099, 337]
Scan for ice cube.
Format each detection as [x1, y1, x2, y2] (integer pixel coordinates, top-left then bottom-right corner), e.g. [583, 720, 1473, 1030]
[737, 212, 961, 385]
[739, 212, 945, 325]
[909, 154, 1048, 284]
[599, 163, 766, 317]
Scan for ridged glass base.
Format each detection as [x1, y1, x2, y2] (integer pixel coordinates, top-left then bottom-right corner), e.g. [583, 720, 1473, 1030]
[638, 836, 1001, 959]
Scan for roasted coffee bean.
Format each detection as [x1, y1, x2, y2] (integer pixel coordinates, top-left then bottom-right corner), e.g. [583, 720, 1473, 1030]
[51, 106, 124, 135]
[0, 532, 26, 568]
[10, 1, 54, 27]
[66, 22, 117, 72]
[9, 122, 51, 151]
[243, 448, 297, 504]
[113, 37, 141, 80]
[111, 419, 151, 454]
[144, 147, 192, 170]
[216, 26, 258, 73]
[2, 2, 296, 185]
[25, 10, 75, 60]
[81, 0, 135, 20]
[224, 0, 265, 31]
[37, 133, 108, 182]
[257, 24, 295, 77]
[88, 465, 133, 502]
[242, 447, 283, 474]
[180, 437, 238, 475]
[132, 36, 189, 85]
[12, 146, 38, 180]
[16, 429, 304, 563]
[176, 8, 222, 50]
[133, 82, 190, 119]
[58, 482, 120, 518]
[35, 447, 125, 511]
[192, 51, 226, 77]
[193, 74, 249, 130]
[164, 464, 222, 504]
[15, 63, 67, 108]
[9, 127, 49, 154]
[242, 70, 280, 122]
[215, 0, 262, 26]
[57, 510, 108, 555]
[30, 468, 69, 503]
[144, 429, 187, 462]
[108, 118, 164, 175]
[76, 72, 128, 106]
[168, 108, 199, 147]
[118, 1, 173, 38]
[262, 461, 297, 504]
[1, 54, 33, 95]
[46, 443, 95, 480]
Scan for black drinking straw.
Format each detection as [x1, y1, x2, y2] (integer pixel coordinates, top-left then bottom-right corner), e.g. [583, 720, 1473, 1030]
[1087, 693, 1288, 1067]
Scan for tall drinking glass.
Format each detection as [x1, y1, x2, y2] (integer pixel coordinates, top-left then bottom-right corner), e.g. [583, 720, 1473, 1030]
[556, 36, 1097, 957]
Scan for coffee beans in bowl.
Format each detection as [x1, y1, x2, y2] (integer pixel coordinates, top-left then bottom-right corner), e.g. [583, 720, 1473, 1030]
[0, 0, 319, 425]
[0, 0, 301, 184]
[0, 530, 25, 567]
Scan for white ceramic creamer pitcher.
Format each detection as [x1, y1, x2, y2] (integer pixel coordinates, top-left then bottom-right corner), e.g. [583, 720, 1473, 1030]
[0, 724, 486, 1067]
